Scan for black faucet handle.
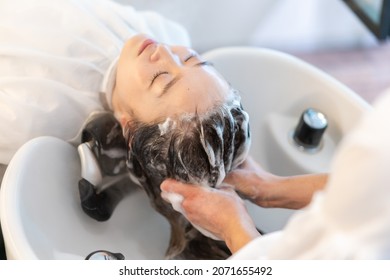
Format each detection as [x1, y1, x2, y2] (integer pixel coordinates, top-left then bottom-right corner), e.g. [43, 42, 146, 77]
[293, 108, 328, 149]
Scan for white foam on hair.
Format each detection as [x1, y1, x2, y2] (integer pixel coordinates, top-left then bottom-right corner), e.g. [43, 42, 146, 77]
[201, 127, 227, 186]
[215, 165, 226, 186]
[205, 142, 216, 166]
[100, 148, 126, 158]
[158, 117, 175, 136]
[177, 150, 191, 176]
[232, 110, 251, 168]
[193, 94, 251, 188]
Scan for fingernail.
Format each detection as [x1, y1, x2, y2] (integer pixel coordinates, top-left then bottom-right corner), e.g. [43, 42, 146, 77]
[217, 183, 235, 190]
[160, 180, 170, 191]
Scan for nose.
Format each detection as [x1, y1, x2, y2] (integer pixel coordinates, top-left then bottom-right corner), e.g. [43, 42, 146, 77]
[150, 44, 181, 66]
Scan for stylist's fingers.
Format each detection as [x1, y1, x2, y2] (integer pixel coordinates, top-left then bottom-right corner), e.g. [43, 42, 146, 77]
[162, 179, 236, 195]
[223, 168, 260, 200]
[161, 179, 237, 209]
[223, 156, 274, 200]
[223, 169, 243, 187]
[223, 156, 257, 185]
[160, 178, 198, 196]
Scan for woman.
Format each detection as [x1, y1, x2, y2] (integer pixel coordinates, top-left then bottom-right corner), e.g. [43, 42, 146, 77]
[79, 33, 250, 260]
[0, 0, 251, 259]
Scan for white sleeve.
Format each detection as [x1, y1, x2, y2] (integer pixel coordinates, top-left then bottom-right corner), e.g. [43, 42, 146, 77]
[231, 89, 390, 260]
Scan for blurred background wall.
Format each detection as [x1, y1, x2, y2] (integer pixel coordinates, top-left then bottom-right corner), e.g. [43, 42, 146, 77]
[115, 0, 378, 52]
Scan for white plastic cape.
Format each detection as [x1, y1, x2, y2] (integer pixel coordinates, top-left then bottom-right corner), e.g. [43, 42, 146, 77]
[231, 90, 390, 260]
[0, 0, 190, 164]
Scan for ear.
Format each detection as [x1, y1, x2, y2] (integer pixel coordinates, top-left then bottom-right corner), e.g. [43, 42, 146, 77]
[119, 114, 130, 128]
[111, 87, 133, 128]
[113, 110, 133, 128]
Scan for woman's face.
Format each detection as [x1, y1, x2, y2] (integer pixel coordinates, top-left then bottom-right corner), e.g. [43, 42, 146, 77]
[112, 34, 231, 124]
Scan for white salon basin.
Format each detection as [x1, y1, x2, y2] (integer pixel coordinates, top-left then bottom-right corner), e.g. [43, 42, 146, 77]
[0, 47, 371, 259]
[0, 136, 170, 259]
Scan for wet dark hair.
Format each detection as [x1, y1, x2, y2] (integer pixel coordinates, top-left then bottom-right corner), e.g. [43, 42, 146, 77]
[125, 89, 250, 190]
[124, 87, 251, 259]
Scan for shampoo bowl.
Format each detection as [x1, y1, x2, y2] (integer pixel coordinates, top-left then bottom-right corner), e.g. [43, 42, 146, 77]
[0, 136, 170, 259]
[0, 47, 371, 259]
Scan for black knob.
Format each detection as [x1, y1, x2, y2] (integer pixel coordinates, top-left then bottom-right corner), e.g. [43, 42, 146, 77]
[293, 108, 328, 149]
[85, 250, 125, 260]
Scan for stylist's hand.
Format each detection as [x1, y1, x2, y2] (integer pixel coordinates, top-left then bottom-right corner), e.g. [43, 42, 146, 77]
[160, 180, 260, 254]
[224, 156, 281, 208]
[225, 156, 328, 209]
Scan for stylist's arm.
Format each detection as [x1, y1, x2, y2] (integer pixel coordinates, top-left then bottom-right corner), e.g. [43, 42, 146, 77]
[160, 180, 261, 254]
[224, 156, 328, 209]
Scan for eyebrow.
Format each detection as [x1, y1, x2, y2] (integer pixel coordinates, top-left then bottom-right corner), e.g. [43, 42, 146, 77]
[159, 61, 212, 97]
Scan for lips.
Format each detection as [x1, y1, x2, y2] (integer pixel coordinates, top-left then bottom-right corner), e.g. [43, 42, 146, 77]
[138, 39, 156, 56]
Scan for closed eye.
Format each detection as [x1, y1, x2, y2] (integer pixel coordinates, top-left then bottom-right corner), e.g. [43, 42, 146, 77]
[184, 52, 213, 67]
[195, 61, 213, 67]
[150, 71, 168, 87]
[184, 53, 196, 62]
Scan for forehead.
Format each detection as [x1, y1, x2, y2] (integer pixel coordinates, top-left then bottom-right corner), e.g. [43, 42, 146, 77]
[165, 66, 231, 114]
[170, 45, 194, 54]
